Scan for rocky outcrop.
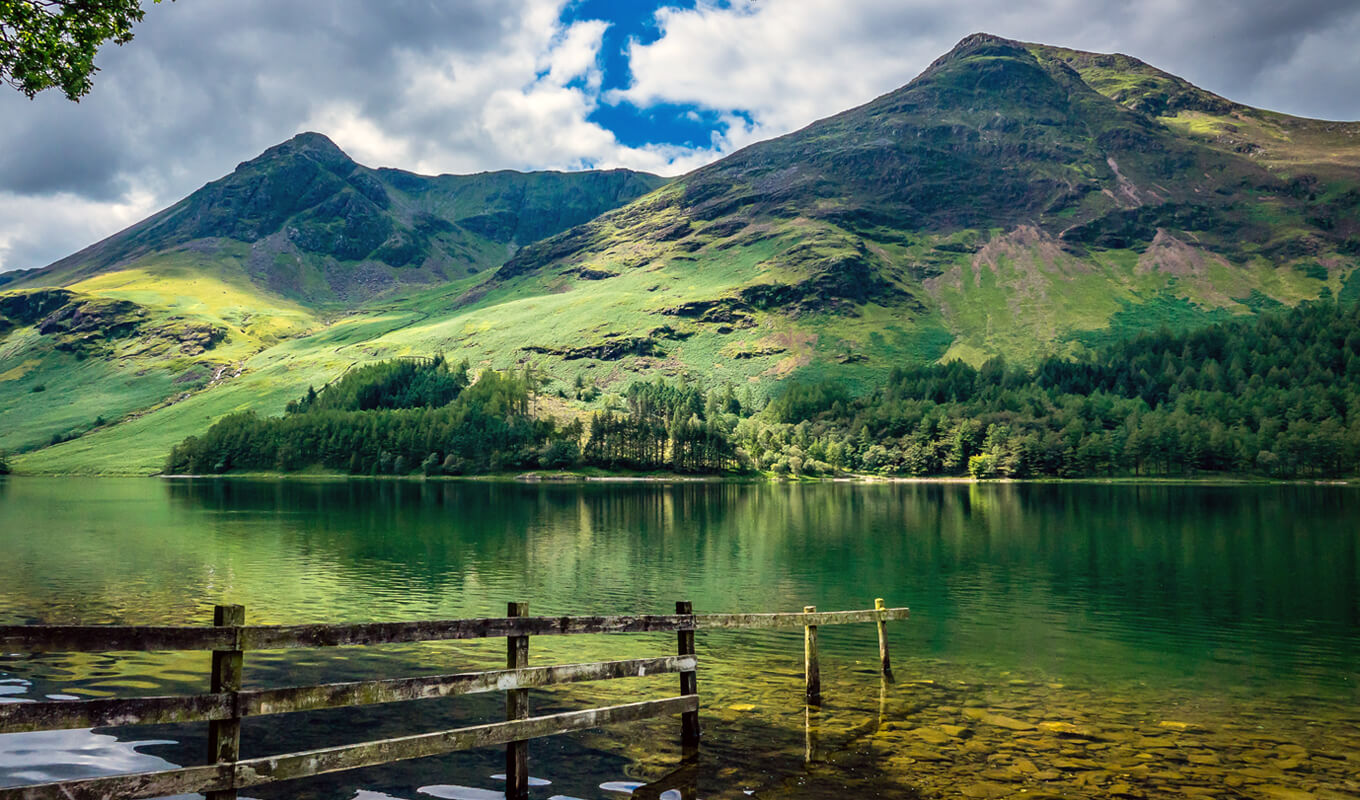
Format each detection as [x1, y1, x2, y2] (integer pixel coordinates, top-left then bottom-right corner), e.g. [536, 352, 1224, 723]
[523, 335, 664, 361]
[0, 288, 225, 356]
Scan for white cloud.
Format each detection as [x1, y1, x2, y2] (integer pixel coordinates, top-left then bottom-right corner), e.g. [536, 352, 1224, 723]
[546, 19, 609, 90]
[0, 189, 158, 272]
[302, 104, 418, 170]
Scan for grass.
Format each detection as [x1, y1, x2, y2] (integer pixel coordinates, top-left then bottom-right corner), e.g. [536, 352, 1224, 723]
[68, 249, 319, 349]
[13, 343, 348, 475]
[4, 251, 327, 470]
[0, 339, 178, 454]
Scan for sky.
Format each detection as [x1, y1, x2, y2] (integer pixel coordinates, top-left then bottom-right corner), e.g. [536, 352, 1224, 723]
[2, 0, 1359, 272]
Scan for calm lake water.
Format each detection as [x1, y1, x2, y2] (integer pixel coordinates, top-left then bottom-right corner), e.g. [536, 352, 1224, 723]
[0, 478, 1356, 798]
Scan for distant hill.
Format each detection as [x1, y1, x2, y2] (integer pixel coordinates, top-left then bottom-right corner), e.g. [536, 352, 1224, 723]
[5, 34, 1360, 475]
[0, 135, 664, 457]
[9, 132, 667, 305]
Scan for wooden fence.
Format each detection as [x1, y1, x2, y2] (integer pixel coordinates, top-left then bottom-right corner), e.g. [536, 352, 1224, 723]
[0, 601, 909, 800]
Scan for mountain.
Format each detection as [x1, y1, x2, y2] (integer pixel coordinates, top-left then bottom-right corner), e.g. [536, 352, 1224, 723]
[0, 135, 664, 458]
[11, 132, 667, 305]
[491, 33, 1359, 368]
[4, 34, 1360, 475]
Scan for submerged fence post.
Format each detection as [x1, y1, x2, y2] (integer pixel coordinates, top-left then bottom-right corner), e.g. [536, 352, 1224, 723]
[676, 600, 700, 752]
[803, 605, 821, 706]
[506, 601, 530, 800]
[804, 703, 821, 763]
[207, 604, 244, 800]
[875, 597, 894, 681]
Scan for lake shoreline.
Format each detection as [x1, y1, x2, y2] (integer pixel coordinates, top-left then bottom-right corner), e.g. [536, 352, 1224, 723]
[134, 470, 1359, 487]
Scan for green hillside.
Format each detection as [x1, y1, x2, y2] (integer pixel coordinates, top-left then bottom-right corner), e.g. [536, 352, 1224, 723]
[11, 132, 667, 306]
[488, 33, 1359, 371]
[6, 33, 1360, 475]
[0, 137, 664, 465]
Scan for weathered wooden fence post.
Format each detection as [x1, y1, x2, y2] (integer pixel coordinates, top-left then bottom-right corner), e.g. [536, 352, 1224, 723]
[676, 600, 700, 752]
[207, 604, 244, 800]
[803, 605, 820, 705]
[506, 601, 530, 800]
[875, 597, 894, 681]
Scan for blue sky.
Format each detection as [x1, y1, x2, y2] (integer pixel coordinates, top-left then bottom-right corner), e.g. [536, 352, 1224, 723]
[563, 0, 738, 151]
[2, 0, 1359, 270]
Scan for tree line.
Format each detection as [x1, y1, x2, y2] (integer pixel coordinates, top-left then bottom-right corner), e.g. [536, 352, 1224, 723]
[582, 380, 740, 472]
[164, 360, 741, 476]
[167, 299, 1360, 480]
[745, 299, 1360, 479]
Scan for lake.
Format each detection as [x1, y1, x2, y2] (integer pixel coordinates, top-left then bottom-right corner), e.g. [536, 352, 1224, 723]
[1, 477, 1357, 799]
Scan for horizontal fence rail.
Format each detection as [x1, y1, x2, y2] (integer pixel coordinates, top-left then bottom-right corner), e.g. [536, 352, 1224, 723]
[0, 602, 907, 800]
[697, 608, 910, 630]
[0, 697, 698, 800]
[0, 656, 698, 734]
[0, 608, 908, 653]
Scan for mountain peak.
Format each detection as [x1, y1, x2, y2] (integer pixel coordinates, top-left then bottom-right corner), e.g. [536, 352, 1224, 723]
[243, 130, 354, 173]
[931, 32, 1027, 64]
[288, 130, 340, 148]
[953, 31, 1020, 50]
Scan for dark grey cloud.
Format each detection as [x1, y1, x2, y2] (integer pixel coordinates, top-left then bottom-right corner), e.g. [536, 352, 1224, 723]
[1, 0, 1357, 272]
[0, 111, 129, 198]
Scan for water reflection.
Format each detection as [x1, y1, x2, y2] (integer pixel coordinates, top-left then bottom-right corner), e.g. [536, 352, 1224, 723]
[0, 478, 1356, 798]
[0, 726, 181, 788]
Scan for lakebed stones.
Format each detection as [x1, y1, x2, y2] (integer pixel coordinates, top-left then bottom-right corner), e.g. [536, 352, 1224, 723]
[859, 670, 1359, 800]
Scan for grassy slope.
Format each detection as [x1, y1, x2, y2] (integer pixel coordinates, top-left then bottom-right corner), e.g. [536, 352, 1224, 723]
[0, 339, 177, 454]
[2, 246, 321, 458]
[470, 34, 1357, 373]
[13, 312, 415, 475]
[19, 227, 1348, 476]
[1033, 44, 1360, 175]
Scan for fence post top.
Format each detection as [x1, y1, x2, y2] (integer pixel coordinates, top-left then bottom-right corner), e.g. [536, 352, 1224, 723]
[803, 605, 816, 614]
[874, 598, 886, 610]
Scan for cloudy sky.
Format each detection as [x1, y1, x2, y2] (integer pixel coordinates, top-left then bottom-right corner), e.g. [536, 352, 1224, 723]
[2, 0, 1358, 272]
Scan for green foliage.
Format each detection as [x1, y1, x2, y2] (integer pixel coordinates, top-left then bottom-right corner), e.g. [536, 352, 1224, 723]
[0, 0, 165, 100]
[583, 389, 740, 474]
[285, 356, 467, 414]
[1075, 293, 1235, 351]
[167, 366, 746, 476]
[968, 453, 998, 479]
[1340, 269, 1360, 306]
[580, 379, 741, 473]
[765, 381, 852, 424]
[166, 366, 544, 475]
[735, 301, 1360, 479]
[0, 449, 10, 474]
